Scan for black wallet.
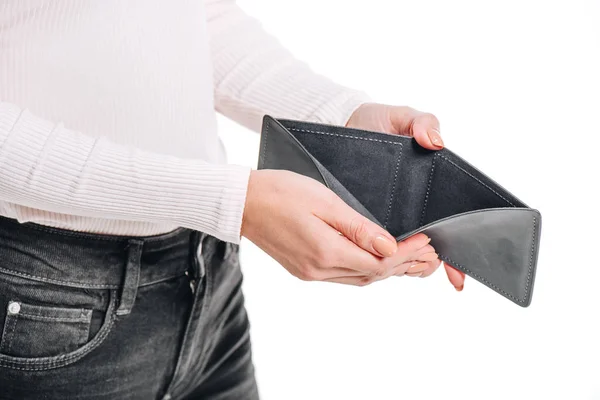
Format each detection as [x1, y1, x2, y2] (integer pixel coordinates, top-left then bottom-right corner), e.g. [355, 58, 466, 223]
[257, 115, 541, 307]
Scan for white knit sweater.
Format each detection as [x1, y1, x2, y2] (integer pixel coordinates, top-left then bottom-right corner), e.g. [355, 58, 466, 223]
[0, 0, 370, 243]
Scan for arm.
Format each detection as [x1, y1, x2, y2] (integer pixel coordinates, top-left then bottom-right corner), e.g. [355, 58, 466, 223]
[204, 0, 464, 289]
[0, 102, 250, 243]
[205, 0, 372, 132]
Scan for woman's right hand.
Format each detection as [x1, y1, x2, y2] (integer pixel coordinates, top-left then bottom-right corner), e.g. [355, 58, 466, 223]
[241, 169, 438, 286]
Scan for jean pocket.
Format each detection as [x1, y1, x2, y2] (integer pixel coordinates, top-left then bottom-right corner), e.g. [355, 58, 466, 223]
[0, 272, 118, 371]
[0, 301, 92, 358]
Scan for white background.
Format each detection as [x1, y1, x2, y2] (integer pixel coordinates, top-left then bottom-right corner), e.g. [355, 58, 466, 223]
[219, 1, 600, 399]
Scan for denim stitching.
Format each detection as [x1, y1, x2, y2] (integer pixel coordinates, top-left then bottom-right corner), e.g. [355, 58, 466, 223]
[137, 273, 187, 288]
[2, 313, 18, 355]
[0, 265, 185, 290]
[0, 266, 117, 289]
[161, 238, 213, 396]
[383, 153, 402, 229]
[0, 292, 117, 370]
[17, 313, 90, 323]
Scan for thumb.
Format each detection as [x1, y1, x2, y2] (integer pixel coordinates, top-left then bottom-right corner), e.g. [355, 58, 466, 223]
[410, 112, 444, 150]
[325, 199, 397, 257]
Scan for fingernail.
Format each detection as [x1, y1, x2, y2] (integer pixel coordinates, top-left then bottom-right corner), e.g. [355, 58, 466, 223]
[373, 236, 397, 257]
[408, 262, 429, 274]
[427, 128, 444, 148]
[455, 284, 464, 292]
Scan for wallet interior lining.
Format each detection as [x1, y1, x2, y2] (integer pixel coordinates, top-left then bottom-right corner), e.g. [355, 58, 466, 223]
[285, 124, 526, 239]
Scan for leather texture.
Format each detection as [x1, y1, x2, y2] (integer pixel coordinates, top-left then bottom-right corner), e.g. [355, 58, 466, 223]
[257, 115, 541, 307]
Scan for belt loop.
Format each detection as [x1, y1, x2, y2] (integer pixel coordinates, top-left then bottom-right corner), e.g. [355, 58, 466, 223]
[117, 238, 144, 316]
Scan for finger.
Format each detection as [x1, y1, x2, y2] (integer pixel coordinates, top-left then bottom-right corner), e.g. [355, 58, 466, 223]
[322, 223, 432, 276]
[322, 275, 373, 287]
[313, 265, 370, 279]
[404, 262, 430, 277]
[412, 243, 435, 258]
[444, 262, 466, 291]
[396, 233, 432, 255]
[411, 112, 444, 150]
[419, 259, 442, 278]
[323, 259, 416, 285]
[322, 198, 398, 258]
[365, 233, 431, 273]
[351, 233, 431, 275]
[416, 251, 438, 262]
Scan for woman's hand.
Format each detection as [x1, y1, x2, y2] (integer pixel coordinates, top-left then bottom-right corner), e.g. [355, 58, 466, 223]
[346, 103, 466, 291]
[241, 169, 438, 286]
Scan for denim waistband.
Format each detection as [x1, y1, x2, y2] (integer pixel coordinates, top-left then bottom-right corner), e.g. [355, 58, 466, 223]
[0, 215, 207, 294]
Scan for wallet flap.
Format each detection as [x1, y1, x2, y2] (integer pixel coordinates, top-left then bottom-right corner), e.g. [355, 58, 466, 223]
[399, 208, 541, 307]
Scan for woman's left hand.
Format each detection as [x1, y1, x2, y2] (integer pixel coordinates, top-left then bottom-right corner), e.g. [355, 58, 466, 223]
[345, 102, 466, 291]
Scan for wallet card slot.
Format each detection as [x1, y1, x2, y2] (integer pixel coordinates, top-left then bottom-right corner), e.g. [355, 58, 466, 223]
[419, 151, 523, 228]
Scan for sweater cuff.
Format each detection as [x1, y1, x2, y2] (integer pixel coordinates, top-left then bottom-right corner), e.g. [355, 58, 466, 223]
[204, 164, 252, 244]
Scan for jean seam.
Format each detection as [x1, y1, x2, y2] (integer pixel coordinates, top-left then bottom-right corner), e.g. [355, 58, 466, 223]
[0, 266, 118, 289]
[1, 313, 18, 355]
[16, 313, 91, 323]
[192, 278, 246, 389]
[185, 260, 213, 394]
[161, 238, 212, 398]
[138, 273, 187, 288]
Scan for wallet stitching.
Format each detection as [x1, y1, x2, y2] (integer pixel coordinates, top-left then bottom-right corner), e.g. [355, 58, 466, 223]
[420, 155, 437, 226]
[261, 121, 271, 168]
[383, 152, 402, 229]
[288, 128, 403, 146]
[438, 154, 516, 207]
[524, 216, 536, 301]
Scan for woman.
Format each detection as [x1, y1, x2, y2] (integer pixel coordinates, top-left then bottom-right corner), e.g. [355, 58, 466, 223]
[0, 1, 464, 398]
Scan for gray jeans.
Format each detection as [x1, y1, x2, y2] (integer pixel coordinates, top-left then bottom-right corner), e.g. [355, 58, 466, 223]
[0, 215, 259, 400]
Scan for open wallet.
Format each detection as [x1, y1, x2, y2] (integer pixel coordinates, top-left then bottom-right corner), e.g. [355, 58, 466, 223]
[257, 116, 542, 307]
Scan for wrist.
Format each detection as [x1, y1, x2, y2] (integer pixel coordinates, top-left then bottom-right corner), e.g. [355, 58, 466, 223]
[240, 169, 259, 240]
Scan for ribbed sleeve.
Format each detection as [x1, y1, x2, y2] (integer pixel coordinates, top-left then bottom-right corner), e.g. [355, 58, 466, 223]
[205, 0, 372, 132]
[0, 102, 251, 243]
